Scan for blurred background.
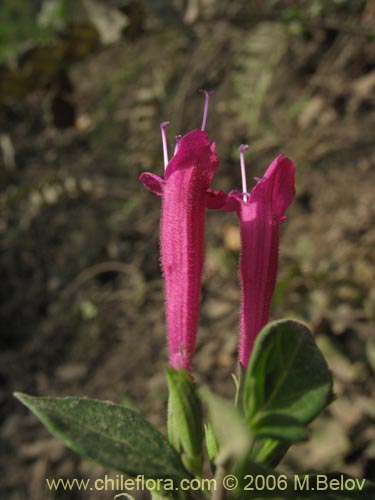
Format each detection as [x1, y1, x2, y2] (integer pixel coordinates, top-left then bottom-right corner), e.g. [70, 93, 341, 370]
[0, 1, 374, 498]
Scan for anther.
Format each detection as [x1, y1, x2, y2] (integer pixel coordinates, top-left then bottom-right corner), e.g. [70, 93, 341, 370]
[198, 89, 213, 131]
[174, 134, 182, 155]
[239, 144, 249, 202]
[160, 121, 170, 170]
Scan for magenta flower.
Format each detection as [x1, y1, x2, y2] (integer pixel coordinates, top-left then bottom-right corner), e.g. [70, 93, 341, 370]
[223, 149, 296, 368]
[139, 93, 225, 371]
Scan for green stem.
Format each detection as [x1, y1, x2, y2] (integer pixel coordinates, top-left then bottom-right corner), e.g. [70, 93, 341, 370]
[211, 464, 227, 500]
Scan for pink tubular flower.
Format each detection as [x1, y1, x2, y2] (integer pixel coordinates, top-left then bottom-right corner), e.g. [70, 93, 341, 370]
[223, 152, 296, 368]
[139, 95, 225, 370]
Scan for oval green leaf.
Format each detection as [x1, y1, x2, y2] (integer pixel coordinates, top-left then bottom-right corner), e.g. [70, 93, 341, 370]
[15, 393, 187, 480]
[243, 320, 334, 425]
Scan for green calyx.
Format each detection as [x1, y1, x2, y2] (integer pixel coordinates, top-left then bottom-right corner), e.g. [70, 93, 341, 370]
[166, 368, 203, 477]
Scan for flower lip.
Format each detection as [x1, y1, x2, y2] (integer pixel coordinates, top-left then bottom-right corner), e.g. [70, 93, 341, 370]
[223, 154, 295, 218]
[139, 129, 222, 202]
[164, 129, 218, 181]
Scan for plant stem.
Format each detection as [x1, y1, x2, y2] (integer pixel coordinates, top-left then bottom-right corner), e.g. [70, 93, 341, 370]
[211, 464, 227, 500]
[234, 363, 245, 408]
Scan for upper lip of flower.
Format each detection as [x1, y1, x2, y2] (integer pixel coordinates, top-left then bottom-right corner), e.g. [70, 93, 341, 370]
[165, 129, 218, 181]
[139, 129, 225, 197]
[226, 153, 296, 219]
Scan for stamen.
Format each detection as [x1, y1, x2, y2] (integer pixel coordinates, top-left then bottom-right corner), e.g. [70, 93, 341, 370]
[198, 89, 213, 131]
[160, 121, 170, 170]
[174, 134, 182, 155]
[239, 144, 249, 202]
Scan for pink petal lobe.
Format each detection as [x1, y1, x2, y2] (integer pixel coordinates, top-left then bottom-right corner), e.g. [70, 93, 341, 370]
[251, 154, 295, 220]
[206, 189, 228, 209]
[139, 172, 165, 196]
[165, 130, 218, 182]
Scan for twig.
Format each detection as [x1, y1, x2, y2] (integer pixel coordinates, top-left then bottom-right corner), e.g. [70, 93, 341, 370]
[212, 464, 227, 500]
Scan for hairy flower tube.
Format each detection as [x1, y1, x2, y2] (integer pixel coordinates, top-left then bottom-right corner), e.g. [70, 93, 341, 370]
[223, 150, 296, 368]
[139, 92, 225, 371]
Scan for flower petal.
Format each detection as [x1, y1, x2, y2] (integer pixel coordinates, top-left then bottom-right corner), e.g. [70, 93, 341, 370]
[165, 130, 218, 183]
[139, 172, 165, 197]
[251, 153, 295, 220]
[206, 189, 228, 209]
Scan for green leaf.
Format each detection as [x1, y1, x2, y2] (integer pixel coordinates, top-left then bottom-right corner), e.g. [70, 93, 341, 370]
[204, 423, 219, 465]
[15, 393, 187, 480]
[166, 368, 203, 476]
[243, 319, 334, 425]
[200, 388, 251, 465]
[252, 438, 290, 468]
[251, 413, 309, 443]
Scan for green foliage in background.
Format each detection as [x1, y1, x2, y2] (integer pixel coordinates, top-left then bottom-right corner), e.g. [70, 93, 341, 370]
[0, 0, 79, 63]
[0, 0, 369, 65]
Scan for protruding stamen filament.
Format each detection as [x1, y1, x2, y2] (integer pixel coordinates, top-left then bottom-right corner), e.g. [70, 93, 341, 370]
[174, 135, 182, 155]
[199, 89, 213, 131]
[239, 144, 249, 202]
[160, 121, 170, 169]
